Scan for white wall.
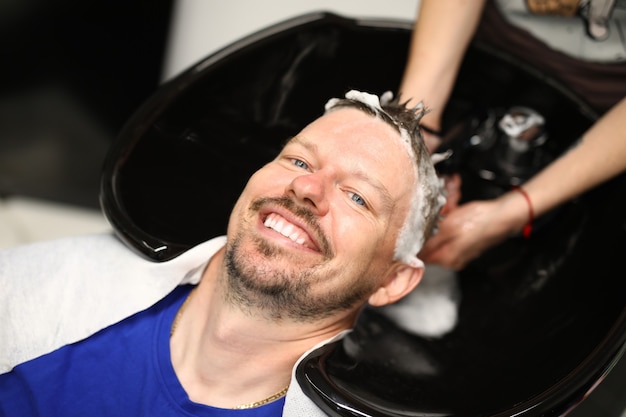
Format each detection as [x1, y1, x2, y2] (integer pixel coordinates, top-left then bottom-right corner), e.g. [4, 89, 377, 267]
[162, 0, 421, 80]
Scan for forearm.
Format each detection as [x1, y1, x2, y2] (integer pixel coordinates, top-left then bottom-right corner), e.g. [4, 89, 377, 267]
[399, 0, 487, 129]
[420, 100, 626, 268]
[501, 97, 626, 232]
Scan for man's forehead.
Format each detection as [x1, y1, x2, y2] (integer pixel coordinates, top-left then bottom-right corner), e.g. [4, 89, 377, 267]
[290, 109, 414, 176]
[297, 108, 402, 145]
[316, 106, 390, 128]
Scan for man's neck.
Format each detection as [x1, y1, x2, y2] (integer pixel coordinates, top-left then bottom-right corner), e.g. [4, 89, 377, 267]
[169, 247, 352, 409]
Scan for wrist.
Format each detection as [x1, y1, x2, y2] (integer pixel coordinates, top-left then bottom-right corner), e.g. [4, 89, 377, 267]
[498, 189, 534, 237]
[419, 117, 444, 153]
[511, 186, 533, 238]
[420, 124, 444, 137]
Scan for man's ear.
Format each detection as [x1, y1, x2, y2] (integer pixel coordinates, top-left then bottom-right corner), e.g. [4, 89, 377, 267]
[368, 263, 424, 307]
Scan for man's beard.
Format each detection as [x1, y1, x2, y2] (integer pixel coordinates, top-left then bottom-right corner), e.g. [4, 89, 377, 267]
[223, 196, 375, 322]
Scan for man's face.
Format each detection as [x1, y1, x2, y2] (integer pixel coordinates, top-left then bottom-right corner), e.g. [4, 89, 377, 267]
[224, 107, 417, 322]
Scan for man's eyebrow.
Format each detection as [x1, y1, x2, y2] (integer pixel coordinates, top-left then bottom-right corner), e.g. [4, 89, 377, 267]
[353, 169, 395, 212]
[285, 135, 317, 153]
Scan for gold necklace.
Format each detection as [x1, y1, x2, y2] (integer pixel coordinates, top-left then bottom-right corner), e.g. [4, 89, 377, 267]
[170, 288, 289, 409]
[170, 288, 195, 338]
[232, 385, 289, 409]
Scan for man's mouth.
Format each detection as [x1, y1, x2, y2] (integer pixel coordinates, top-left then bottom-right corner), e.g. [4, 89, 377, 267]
[251, 196, 332, 258]
[263, 212, 319, 251]
[263, 213, 312, 245]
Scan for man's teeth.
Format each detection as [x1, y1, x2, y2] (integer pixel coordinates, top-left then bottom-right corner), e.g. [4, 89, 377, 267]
[264, 213, 307, 246]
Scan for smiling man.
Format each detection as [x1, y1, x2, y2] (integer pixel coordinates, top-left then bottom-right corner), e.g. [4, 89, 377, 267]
[0, 90, 445, 416]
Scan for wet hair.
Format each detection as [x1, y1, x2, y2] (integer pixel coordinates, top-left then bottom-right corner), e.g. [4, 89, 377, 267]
[324, 90, 446, 268]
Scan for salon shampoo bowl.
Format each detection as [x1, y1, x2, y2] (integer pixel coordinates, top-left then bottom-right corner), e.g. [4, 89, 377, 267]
[100, 12, 626, 417]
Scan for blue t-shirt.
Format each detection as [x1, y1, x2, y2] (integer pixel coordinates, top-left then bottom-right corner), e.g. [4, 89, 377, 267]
[0, 285, 285, 417]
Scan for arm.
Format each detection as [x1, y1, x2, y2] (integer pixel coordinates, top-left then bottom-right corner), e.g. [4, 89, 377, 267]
[399, 0, 487, 151]
[421, 97, 626, 269]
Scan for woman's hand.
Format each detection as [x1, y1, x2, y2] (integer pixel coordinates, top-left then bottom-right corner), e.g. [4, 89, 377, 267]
[421, 192, 527, 270]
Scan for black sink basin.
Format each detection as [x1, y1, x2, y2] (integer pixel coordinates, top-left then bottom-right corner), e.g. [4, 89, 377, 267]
[100, 12, 625, 417]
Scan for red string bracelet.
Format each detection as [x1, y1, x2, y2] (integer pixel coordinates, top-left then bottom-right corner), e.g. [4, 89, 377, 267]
[512, 186, 533, 238]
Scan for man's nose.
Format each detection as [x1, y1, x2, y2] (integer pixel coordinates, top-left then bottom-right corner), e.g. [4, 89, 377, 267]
[286, 171, 331, 216]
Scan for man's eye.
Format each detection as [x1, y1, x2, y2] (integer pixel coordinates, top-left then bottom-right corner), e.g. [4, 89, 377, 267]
[348, 192, 367, 207]
[292, 159, 309, 170]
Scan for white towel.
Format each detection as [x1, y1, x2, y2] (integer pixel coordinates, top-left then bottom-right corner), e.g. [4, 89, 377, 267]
[375, 263, 461, 338]
[0, 233, 226, 373]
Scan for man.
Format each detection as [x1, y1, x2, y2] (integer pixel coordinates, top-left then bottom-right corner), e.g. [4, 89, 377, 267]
[0, 90, 445, 416]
